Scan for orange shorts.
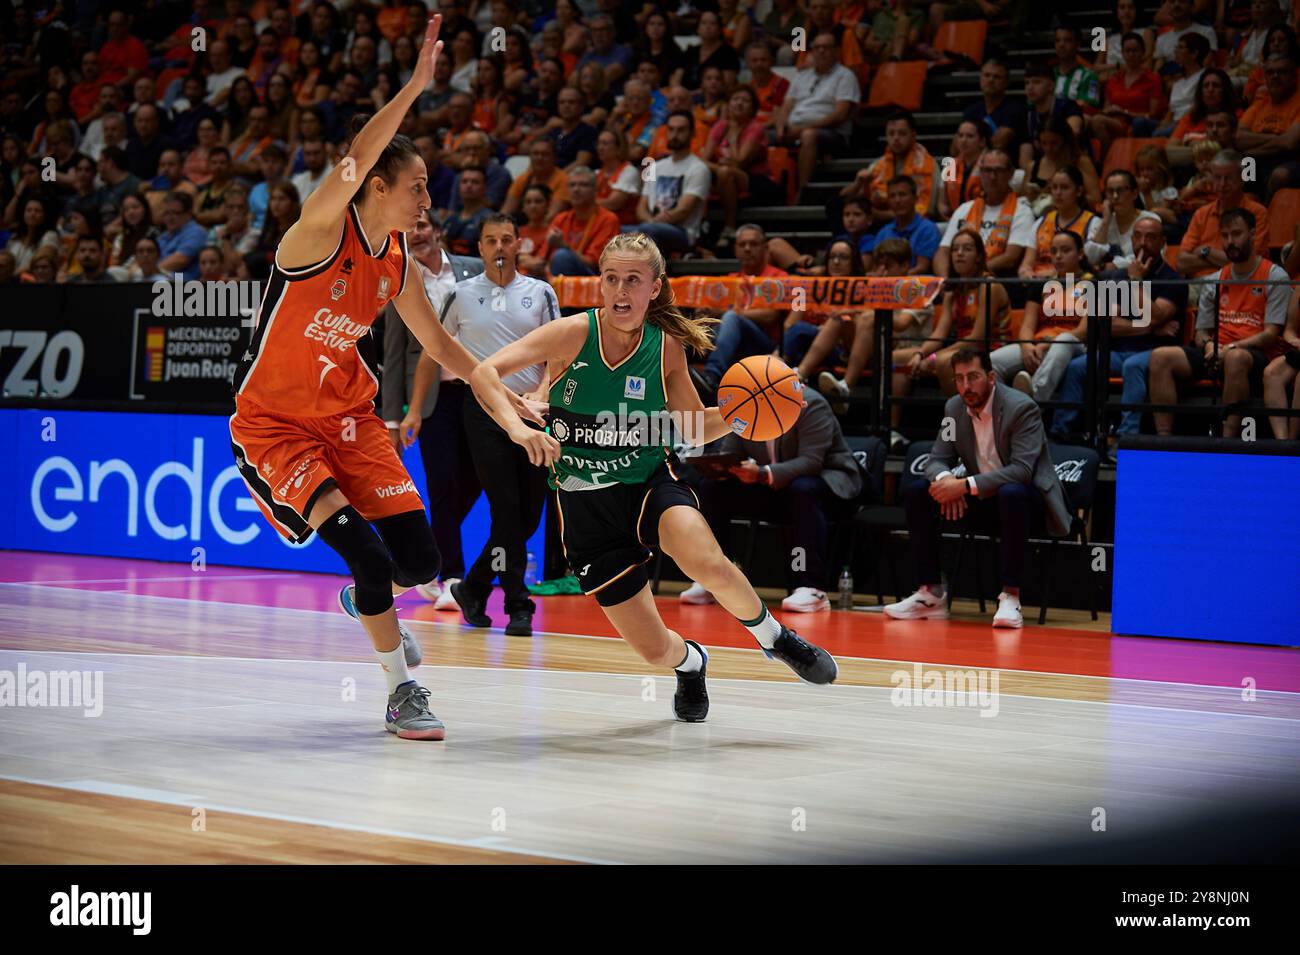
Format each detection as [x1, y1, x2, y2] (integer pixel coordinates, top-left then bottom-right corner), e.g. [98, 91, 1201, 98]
[229, 396, 424, 543]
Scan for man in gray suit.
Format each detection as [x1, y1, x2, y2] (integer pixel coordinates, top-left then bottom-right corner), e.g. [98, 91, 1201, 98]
[681, 388, 864, 613]
[885, 348, 1071, 628]
[381, 211, 484, 608]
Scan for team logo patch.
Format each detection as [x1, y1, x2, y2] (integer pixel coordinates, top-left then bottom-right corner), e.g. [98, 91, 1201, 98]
[624, 375, 645, 399]
[563, 378, 578, 405]
[261, 461, 274, 477]
[729, 416, 749, 435]
[277, 459, 321, 502]
[377, 277, 390, 300]
[331, 278, 347, 301]
[551, 419, 570, 442]
[522, 296, 533, 308]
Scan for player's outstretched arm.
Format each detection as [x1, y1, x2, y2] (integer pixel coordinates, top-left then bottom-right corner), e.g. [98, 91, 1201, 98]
[393, 258, 479, 382]
[663, 335, 728, 446]
[281, 17, 444, 265]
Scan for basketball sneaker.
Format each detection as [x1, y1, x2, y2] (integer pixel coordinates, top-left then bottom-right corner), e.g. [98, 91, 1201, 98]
[818, 372, 850, 415]
[338, 585, 422, 667]
[679, 581, 715, 604]
[673, 640, 710, 722]
[781, 586, 830, 613]
[992, 591, 1023, 629]
[763, 625, 838, 684]
[414, 579, 442, 602]
[433, 578, 461, 611]
[505, 599, 535, 637]
[450, 580, 491, 627]
[385, 681, 446, 740]
[883, 587, 949, 620]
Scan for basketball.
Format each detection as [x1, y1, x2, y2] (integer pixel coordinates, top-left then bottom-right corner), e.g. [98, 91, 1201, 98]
[717, 355, 804, 441]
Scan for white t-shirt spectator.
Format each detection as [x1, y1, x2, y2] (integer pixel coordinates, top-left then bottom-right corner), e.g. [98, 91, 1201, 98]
[291, 164, 334, 200]
[1169, 68, 1204, 121]
[939, 196, 1038, 250]
[787, 63, 861, 137]
[1154, 23, 1218, 62]
[642, 153, 712, 244]
[206, 67, 247, 104]
[609, 162, 641, 203]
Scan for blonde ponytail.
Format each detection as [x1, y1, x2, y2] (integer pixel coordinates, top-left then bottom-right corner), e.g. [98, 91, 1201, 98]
[599, 232, 718, 354]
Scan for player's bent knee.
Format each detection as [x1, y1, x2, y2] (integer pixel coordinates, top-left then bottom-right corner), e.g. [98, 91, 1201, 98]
[375, 510, 441, 587]
[316, 505, 394, 615]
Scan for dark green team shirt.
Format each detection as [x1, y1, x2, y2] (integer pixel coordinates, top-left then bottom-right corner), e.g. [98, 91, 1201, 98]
[547, 308, 673, 491]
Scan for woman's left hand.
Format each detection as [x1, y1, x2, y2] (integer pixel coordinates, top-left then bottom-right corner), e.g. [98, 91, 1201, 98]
[510, 391, 549, 426]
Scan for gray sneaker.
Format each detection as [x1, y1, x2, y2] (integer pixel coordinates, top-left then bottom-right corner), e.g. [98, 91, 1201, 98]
[385, 681, 446, 740]
[338, 585, 422, 667]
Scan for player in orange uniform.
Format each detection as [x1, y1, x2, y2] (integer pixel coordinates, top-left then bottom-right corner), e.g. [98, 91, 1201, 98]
[229, 16, 550, 741]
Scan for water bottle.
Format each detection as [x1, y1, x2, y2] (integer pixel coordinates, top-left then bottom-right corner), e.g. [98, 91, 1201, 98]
[837, 566, 854, 610]
[524, 552, 538, 588]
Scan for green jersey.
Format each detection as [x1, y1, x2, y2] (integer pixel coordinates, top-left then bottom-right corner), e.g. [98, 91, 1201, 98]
[547, 308, 673, 491]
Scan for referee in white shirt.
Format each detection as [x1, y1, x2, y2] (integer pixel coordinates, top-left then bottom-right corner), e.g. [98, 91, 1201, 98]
[382, 211, 484, 610]
[443, 213, 559, 636]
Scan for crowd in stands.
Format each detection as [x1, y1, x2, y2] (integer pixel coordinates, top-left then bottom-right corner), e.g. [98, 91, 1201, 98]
[1, 0, 1298, 447]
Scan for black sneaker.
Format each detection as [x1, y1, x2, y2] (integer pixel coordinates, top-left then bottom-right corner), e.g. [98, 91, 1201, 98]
[763, 625, 838, 685]
[451, 580, 491, 628]
[673, 640, 710, 722]
[688, 366, 719, 405]
[504, 599, 535, 636]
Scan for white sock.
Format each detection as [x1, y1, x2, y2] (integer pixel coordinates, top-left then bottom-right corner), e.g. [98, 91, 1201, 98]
[675, 641, 705, 673]
[742, 607, 783, 649]
[376, 643, 410, 694]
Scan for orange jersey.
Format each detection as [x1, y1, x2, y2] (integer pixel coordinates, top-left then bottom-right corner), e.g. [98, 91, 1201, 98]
[234, 203, 408, 418]
[1214, 259, 1285, 355]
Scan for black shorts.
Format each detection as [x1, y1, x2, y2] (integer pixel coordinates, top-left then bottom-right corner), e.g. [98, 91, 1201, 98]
[1182, 345, 1268, 383]
[554, 459, 700, 607]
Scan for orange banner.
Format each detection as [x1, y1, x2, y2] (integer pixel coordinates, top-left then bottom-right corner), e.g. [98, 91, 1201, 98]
[550, 275, 944, 313]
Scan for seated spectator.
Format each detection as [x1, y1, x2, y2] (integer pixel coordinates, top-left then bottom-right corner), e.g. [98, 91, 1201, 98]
[5, 198, 60, 272]
[1240, 25, 1300, 106]
[1096, 0, 1156, 84]
[937, 120, 988, 221]
[546, 87, 598, 171]
[183, 118, 222, 187]
[1151, 208, 1289, 438]
[694, 66, 730, 132]
[157, 191, 209, 281]
[290, 138, 333, 201]
[1019, 116, 1102, 214]
[636, 9, 685, 86]
[688, 223, 788, 401]
[743, 41, 788, 126]
[1175, 138, 1221, 221]
[1133, 144, 1180, 226]
[1091, 31, 1165, 157]
[247, 144, 288, 231]
[864, 0, 923, 65]
[850, 111, 937, 224]
[64, 154, 101, 217]
[1021, 61, 1084, 172]
[773, 30, 860, 201]
[793, 238, 889, 415]
[1052, 213, 1189, 438]
[501, 139, 570, 220]
[516, 184, 554, 276]
[208, 188, 260, 275]
[1088, 170, 1146, 270]
[99, 9, 149, 87]
[679, 10, 741, 90]
[63, 234, 117, 283]
[874, 175, 942, 275]
[196, 244, 227, 283]
[884, 348, 1072, 629]
[241, 181, 300, 281]
[1019, 166, 1103, 278]
[1228, 0, 1288, 84]
[507, 58, 564, 153]
[576, 62, 617, 130]
[645, 87, 710, 159]
[606, 78, 661, 165]
[762, 0, 807, 67]
[546, 167, 621, 277]
[23, 246, 61, 284]
[80, 104, 129, 164]
[998, 231, 1093, 403]
[106, 193, 156, 269]
[230, 105, 281, 180]
[593, 129, 642, 226]
[797, 0, 868, 75]
[627, 111, 712, 255]
[1155, 32, 1213, 135]
[442, 165, 495, 256]
[1166, 68, 1236, 158]
[205, 41, 247, 106]
[577, 14, 634, 87]
[717, 0, 756, 53]
[220, 78, 259, 143]
[681, 388, 863, 614]
[1262, 286, 1300, 439]
[293, 39, 334, 108]
[901, 230, 1010, 396]
[702, 86, 783, 250]
[263, 74, 298, 144]
[1053, 24, 1102, 113]
[195, 147, 239, 228]
[1236, 55, 1300, 198]
[468, 57, 513, 140]
[1176, 149, 1270, 277]
[448, 131, 512, 213]
[500, 28, 534, 95]
[963, 57, 1026, 154]
[1153, 0, 1218, 73]
[935, 148, 1036, 279]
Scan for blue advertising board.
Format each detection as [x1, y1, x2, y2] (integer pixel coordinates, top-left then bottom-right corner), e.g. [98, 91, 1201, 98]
[1, 409, 543, 575]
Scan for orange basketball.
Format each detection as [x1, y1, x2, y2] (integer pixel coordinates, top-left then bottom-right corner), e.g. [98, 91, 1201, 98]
[716, 355, 804, 441]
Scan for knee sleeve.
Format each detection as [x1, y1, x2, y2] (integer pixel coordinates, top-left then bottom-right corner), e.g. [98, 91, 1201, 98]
[375, 510, 441, 589]
[316, 505, 394, 615]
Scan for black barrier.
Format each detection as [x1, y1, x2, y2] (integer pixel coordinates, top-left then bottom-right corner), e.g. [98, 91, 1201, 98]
[0, 282, 252, 412]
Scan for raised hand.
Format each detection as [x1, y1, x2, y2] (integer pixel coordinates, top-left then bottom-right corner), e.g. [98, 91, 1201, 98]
[410, 16, 444, 92]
